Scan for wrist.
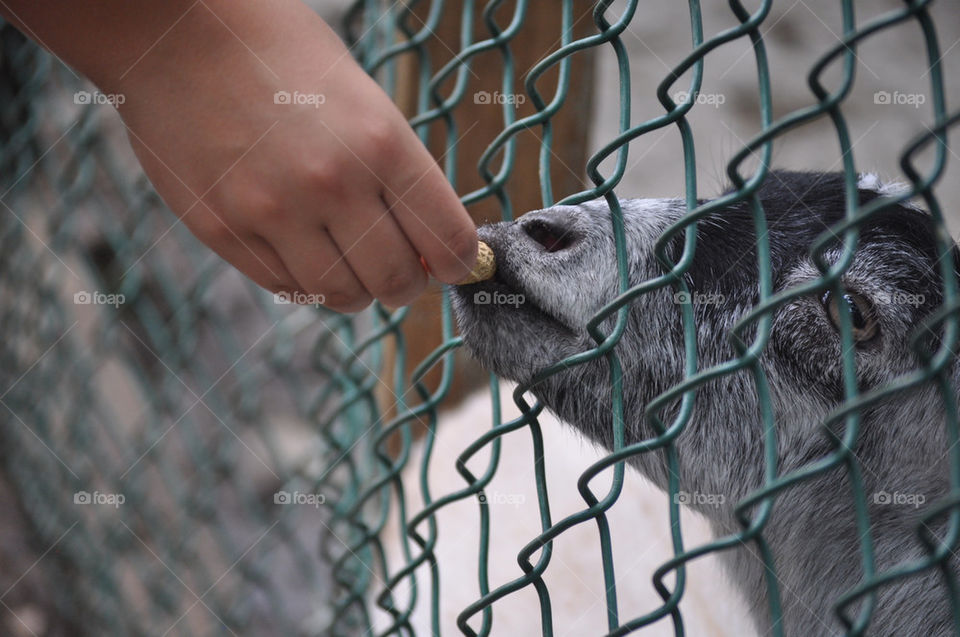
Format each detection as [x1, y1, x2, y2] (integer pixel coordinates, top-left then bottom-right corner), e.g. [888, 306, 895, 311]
[1, 0, 348, 97]
[0, 1, 200, 91]
[102, 1, 288, 97]
[110, 0, 357, 106]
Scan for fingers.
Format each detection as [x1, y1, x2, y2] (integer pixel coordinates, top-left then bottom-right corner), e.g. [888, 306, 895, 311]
[184, 210, 299, 293]
[379, 127, 478, 284]
[325, 197, 428, 309]
[190, 194, 428, 312]
[174, 106, 475, 311]
[269, 225, 373, 313]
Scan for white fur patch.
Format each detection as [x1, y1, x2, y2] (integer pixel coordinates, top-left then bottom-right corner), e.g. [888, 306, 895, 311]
[858, 172, 923, 210]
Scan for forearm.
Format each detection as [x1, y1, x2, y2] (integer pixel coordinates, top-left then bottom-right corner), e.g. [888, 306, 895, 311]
[0, 0, 478, 308]
[0, 0, 343, 92]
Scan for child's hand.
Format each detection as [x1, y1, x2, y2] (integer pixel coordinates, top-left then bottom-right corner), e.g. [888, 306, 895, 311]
[6, 0, 478, 312]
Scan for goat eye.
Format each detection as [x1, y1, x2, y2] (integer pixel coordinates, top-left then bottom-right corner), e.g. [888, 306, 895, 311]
[822, 291, 879, 342]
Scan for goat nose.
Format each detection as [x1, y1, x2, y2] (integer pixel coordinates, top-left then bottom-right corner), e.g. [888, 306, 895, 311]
[521, 217, 576, 253]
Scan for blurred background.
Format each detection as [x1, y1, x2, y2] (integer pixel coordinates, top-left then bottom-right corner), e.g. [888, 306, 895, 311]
[0, 1, 956, 635]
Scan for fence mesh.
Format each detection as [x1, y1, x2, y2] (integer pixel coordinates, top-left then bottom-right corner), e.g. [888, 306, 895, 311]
[1, 0, 959, 635]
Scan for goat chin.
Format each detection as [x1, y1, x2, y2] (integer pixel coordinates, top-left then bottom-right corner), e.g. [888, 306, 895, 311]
[369, 382, 756, 636]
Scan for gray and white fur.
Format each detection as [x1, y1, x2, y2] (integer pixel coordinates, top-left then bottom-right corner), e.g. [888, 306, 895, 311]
[451, 171, 960, 636]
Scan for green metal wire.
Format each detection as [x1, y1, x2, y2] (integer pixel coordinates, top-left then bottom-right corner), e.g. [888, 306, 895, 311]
[0, 0, 958, 635]
[347, 1, 960, 635]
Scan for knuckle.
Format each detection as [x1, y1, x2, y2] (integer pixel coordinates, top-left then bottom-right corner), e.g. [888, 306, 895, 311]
[361, 119, 397, 157]
[241, 192, 287, 228]
[206, 180, 288, 230]
[304, 160, 346, 197]
[189, 212, 234, 246]
[230, 199, 286, 232]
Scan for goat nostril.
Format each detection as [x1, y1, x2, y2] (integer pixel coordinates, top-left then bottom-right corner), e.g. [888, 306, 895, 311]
[523, 219, 574, 253]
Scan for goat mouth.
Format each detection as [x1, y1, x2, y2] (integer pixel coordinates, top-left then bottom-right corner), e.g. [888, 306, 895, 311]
[453, 265, 576, 334]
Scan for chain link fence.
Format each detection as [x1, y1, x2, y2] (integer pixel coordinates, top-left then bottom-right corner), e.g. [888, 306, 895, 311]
[1, 0, 959, 635]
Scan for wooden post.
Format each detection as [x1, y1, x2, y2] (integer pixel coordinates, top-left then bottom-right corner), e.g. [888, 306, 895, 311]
[381, 1, 597, 446]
